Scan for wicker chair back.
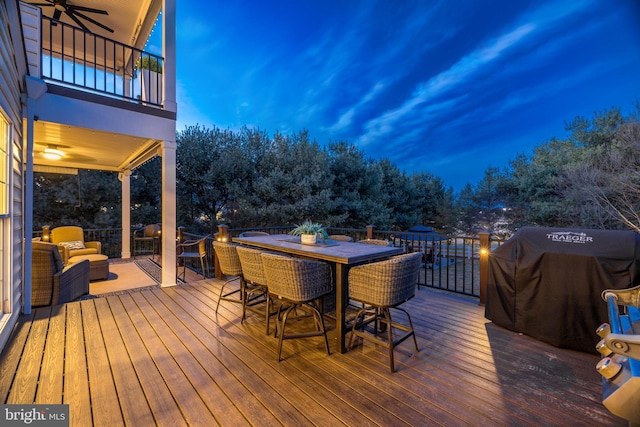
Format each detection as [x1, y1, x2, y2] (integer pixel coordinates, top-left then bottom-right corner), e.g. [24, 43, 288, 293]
[261, 253, 333, 302]
[213, 241, 243, 277]
[238, 231, 269, 237]
[349, 252, 422, 307]
[356, 239, 390, 246]
[236, 246, 268, 285]
[328, 234, 353, 242]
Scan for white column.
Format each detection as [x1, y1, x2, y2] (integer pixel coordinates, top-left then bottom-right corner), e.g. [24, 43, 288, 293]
[161, 139, 177, 286]
[119, 170, 132, 259]
[162, 0, 177, 114]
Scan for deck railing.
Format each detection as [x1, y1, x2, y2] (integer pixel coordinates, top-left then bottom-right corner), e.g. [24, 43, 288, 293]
[40, 16, 164, 107]
[33, 225, 501, 302]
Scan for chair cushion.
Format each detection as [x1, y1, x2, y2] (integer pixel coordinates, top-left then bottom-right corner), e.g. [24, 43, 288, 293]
[59, 240, 86, 250]
[51, 226, 84, 244]
[69, 247, 98, 257]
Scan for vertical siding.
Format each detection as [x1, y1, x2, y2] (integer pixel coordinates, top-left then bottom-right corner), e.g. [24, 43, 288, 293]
[0, 0, 27, 352]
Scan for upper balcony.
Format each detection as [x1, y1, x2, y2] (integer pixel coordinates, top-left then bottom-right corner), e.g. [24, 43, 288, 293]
[20, 0, 177, 173]
[22, 0, 169, 110]
[39, 14, 164, 108]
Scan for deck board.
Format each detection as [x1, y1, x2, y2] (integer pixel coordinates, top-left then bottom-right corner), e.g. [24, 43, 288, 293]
[151, 288, 316, 426]
[64, 302, 93, 426]
[124, 291, 249, 426]
[35, 305, 65, 404]
[7, 306, 50, 404]
[100, 296, 183, 427]
[81, 299, 125, 427]
[0, 277, 628, 427]
[94, 297, 156, 426]
[0, 312, 34, 401]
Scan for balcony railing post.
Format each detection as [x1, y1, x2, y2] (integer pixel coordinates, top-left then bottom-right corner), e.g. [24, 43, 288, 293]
[366, 224, 375, 240]
[478, 231, 490, 306]
[214, 224, 229, 279]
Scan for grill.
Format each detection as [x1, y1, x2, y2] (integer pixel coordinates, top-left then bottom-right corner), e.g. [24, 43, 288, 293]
[596, 285, 640, 424]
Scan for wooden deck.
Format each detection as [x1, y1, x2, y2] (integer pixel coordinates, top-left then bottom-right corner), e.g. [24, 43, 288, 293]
[0, 277, 626, 426]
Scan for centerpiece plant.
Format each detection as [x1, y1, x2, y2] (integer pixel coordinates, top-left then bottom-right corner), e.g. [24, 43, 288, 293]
[289, 221, 329, 245]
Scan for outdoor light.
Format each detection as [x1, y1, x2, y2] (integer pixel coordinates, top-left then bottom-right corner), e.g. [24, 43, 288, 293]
[43, 146, 64, 160]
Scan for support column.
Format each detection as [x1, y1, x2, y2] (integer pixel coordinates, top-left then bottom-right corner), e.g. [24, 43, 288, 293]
[162, 0, 177, 114]
[119, 170, 131, 259]
[161, 139, 177, 286]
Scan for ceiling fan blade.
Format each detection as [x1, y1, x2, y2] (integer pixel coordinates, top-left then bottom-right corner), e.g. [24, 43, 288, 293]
[68, 5, 108, 15]
[30, 3, 55, 6]
[65, 10, 90, 32]
[72, 10, 114, 33]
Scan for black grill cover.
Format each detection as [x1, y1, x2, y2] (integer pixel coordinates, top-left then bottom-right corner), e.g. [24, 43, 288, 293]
[485, 226, 640, 353]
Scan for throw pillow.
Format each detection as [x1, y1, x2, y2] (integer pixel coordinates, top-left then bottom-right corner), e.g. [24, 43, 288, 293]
[59, 240, 86, 250]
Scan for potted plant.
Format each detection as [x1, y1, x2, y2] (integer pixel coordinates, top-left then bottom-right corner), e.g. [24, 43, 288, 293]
[136, 56, 163, 104]
[289, 221, 329, 245]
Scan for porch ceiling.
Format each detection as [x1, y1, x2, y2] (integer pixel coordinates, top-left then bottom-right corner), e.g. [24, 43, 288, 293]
[26, 0, 160, 52]
[33, 120, 159, 172]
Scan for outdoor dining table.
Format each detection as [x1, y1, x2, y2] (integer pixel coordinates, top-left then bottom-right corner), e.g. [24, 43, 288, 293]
[232, 233, 404, 353]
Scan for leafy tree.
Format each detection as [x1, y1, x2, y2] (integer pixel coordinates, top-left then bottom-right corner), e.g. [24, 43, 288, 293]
[561, 109, 640, 231]
[130, 156, 162, 228]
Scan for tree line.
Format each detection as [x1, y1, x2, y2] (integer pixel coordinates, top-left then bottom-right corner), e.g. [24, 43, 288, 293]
[33, 105, 640, 237]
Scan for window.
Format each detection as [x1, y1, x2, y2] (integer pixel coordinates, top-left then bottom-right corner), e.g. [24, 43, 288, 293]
[0, 114, 8, 215]
[0, 111, 8, 316]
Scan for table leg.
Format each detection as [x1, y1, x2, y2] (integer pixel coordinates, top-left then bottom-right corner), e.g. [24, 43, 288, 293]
[335, 264, 348, 353]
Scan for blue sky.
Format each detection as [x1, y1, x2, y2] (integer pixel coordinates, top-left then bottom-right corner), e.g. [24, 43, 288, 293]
[151, 0, 640, 191]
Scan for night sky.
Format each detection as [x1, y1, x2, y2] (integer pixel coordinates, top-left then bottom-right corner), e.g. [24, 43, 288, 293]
[148, 0, 640, 191]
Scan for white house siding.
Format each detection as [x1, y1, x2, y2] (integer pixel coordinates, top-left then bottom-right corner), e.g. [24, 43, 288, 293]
[0, 0, 28, 353]
[19, 2, 40, 78]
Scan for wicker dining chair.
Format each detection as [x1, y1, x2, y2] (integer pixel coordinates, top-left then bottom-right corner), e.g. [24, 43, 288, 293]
[176, 234, 210, 281]
[236, 246, 276, 332]
[328, 234, 353, 242]
[213, 241, 265, 320]
[261, 253, 334, 361]
[356, 238, 390, 246]
[348, 252, 422, 372]
[238, 231, 269, 237]
[213, 241, 244, 313]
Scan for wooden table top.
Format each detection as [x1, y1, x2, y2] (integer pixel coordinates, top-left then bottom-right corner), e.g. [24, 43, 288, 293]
[232, 234, 403, 265]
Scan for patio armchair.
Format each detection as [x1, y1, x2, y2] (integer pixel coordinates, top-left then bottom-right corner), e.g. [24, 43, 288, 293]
[176, 234, 210, 281]
[348, 252, 422, 372]
[133, 224, 161, 259]
[32, 241, 90, 307]
[49, 226, 102, 265]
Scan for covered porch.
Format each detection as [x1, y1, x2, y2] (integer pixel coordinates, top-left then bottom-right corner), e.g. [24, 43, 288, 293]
[0, 279, 624, 426]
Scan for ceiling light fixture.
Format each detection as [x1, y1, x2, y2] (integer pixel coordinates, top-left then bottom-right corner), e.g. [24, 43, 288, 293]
[43, 146, 64, 160]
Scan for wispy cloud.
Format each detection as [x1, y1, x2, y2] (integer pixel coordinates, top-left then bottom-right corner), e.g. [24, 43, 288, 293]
[355, 23, 536, 147]
[353, 0, 597, 148]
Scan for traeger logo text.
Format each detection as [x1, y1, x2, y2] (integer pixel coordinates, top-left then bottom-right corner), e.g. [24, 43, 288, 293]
[546, 231, 593, 244]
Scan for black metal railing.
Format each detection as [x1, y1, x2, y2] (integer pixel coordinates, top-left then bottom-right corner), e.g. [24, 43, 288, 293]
[33, 225, 501, 298]
[225, 226, 503, 299]
[40, 16, 164, 107]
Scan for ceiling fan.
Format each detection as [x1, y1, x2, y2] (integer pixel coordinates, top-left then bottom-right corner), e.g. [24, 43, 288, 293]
[30, 0, 114, 34]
